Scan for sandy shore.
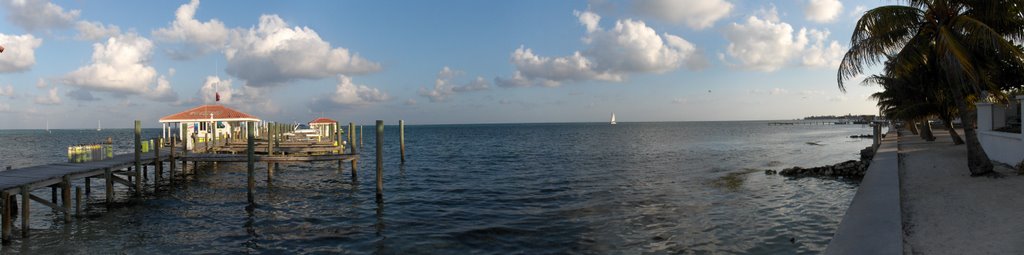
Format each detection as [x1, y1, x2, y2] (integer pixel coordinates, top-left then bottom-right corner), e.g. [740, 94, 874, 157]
[900, 129, 1024, 254]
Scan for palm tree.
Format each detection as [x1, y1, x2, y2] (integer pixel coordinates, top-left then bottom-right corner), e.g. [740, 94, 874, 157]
[839, 0, 1024, 176]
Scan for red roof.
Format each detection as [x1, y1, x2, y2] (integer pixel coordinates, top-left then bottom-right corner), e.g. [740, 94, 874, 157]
[310, 117, 338, 124]
[159, 104, 260, 122]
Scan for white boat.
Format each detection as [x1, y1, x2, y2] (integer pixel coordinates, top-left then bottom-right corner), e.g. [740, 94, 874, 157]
[610, 113, 617, 125]
[97, 120, 102, 131]
[286, 124, 321, 139]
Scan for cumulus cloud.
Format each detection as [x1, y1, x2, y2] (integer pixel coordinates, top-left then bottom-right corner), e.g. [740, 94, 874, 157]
[722, 8, 845, 71]
[225, 15, 381, 87]
[633, 0, 732, 30]
[152, 0, 229, 60]
[35, 78, 46, 88]
[329, 75, 388, 105]
[849, 5, 867, 17]
[66, 89, 98, 101]
[498, 11, 702, 87]
[34, 87, 61, 105]
[63, 33, 158, 94]
[148, 76, 178, 102]
[1, 0, 79, 32]
[197, 76, 233, 104]
[75, 21, 121, 41]
[419, 66, 491, 102]
[806, 0, 843, 23]
[0, 33, 43, 73]
[0, 85, 13, 97]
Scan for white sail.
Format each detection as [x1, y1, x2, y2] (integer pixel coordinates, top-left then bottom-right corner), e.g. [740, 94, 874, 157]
[610, 113, 617, 125]
[97, 120, 102, 131]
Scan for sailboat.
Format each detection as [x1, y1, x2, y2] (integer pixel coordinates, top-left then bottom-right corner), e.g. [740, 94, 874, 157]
[46, 119, 50, 133]
[610, 113, 617, 125]
[97, 120, 102, 131]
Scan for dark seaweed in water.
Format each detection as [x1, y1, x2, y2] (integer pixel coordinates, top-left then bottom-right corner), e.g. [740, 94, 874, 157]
[0, 121, 869, 254]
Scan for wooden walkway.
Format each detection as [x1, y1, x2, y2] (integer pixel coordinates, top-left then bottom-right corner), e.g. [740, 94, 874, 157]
[0, 144, 359, 244]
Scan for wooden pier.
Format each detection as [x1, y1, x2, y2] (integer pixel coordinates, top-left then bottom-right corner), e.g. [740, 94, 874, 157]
[0, 119, 362, 244]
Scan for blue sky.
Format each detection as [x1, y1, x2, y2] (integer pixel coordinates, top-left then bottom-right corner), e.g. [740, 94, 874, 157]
[0, 0, 887, 128]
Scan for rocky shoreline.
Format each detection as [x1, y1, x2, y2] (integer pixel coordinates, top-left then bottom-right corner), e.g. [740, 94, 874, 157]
[763, 145, 877, 179]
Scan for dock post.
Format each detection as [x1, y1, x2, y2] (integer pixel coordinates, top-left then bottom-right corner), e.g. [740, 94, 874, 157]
[267, 161, 274, 184]
[2, 191, 10, 244]
[134, 120, 142, 196]
[349, 122, 356, 154]
[155, 137, 162, 186]
[268, 123, 274, 156]
[400, 120, 405, 163]
[62, 175, 71, 223]
[85, 177, 91, 194]
[75, 187, 82, 217]
[105, 168, 113, 204]
[247, 121, 255, 204]
[375, 120, 384, 203]
[170, 136, 176, 185]
[20, 186, 29, 238]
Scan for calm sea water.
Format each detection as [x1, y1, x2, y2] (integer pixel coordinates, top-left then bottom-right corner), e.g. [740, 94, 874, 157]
[0, 121, 872, 254]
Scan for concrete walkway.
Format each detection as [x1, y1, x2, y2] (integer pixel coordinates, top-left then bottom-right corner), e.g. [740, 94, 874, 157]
[900, 129, 1024, 254]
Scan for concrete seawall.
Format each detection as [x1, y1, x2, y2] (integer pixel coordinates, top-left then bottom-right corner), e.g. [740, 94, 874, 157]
[824, 130, 901, 255]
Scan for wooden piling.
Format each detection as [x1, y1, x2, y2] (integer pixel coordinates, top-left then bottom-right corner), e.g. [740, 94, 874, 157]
[85, 177, 91, 194]
[400, 120, 405, 163]
[375, 120, 384, 203]
[247, 122, 255, 204]
[267, 162, 274, 183]
[170, 136, 176, 185]
[134, 120, 142, 196]
[21, 186, 29, 237]
[349, 122, 356, 154]
[155, 137, 162, 186]
[75, 187, 81, 217]
[62, 175, 71, 222]
[105, 168, 113, 203]
[268, 123, 274, 155]
[2, 191, 10, 244]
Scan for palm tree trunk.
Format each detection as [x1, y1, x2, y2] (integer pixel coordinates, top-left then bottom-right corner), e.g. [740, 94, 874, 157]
[953, 95, 994, 176]
[908, 119, 920, 135]
[943, 117, 964, 145]
[919, 118, 936, 141]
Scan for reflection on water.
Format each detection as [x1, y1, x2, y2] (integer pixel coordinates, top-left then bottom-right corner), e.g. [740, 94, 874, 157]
[0, 121, 866, 254]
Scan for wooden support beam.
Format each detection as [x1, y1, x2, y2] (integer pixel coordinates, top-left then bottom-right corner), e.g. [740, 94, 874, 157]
[21, 186, 29, 237]
[62, 175, 71, 222]
[27, 194, 62, 212]
[247, 122, 255, 204]
[75, 187, 81, 217]
[105, 168, 113, 204]
[376, 120, 384, 203]
[155, 137, 162, 187]
[400, 120, 405, 163]
[134, 120, 142, 196]
[170, 136, 176, 185]
[2, 191, 10, 244]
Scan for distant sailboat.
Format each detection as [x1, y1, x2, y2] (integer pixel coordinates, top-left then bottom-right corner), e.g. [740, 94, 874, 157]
[610, 113, 617, 125]
[97, 120, 102, 131]
[46, 119, 50, 133]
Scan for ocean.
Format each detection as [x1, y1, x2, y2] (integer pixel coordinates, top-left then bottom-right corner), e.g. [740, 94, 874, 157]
[0, 121, 873, 254]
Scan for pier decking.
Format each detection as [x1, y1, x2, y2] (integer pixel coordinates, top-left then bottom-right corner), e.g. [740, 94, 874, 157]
[0, 122, 363, 245]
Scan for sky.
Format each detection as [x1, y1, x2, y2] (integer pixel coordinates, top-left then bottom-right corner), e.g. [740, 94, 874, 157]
[0, 0, 889, 129]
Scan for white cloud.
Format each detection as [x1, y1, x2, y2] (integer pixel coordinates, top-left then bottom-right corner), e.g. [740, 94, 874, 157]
[225, 15, 381, 87]
[34, 87, 61, 105]
[419, 66, 491, 102]
[633, 0, 732, 30]
[802, 29, 845, 68]
[723, 9, 845, 71]
[1, 0, 79, 32]
[0, 85, 13, 97]
[62, 33, 177, 100]
[0, 103, 9, 112]
[404, 99, 417, 105]
[849, 5, 867, 17]
[152, 0, 229, 60]
[828, 95, 848, 102]
[327, 75, 389, 105]
[806, 0, 843, 23]
[198, 76, 233, 104]
[498, 11, 702, 87]
[0, 33, 43, 73]
[75, 21, 121, 41]
[35, 78, 46, 88]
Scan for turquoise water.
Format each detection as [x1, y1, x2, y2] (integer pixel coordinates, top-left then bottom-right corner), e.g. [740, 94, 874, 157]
[0, 121, 871, 254]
